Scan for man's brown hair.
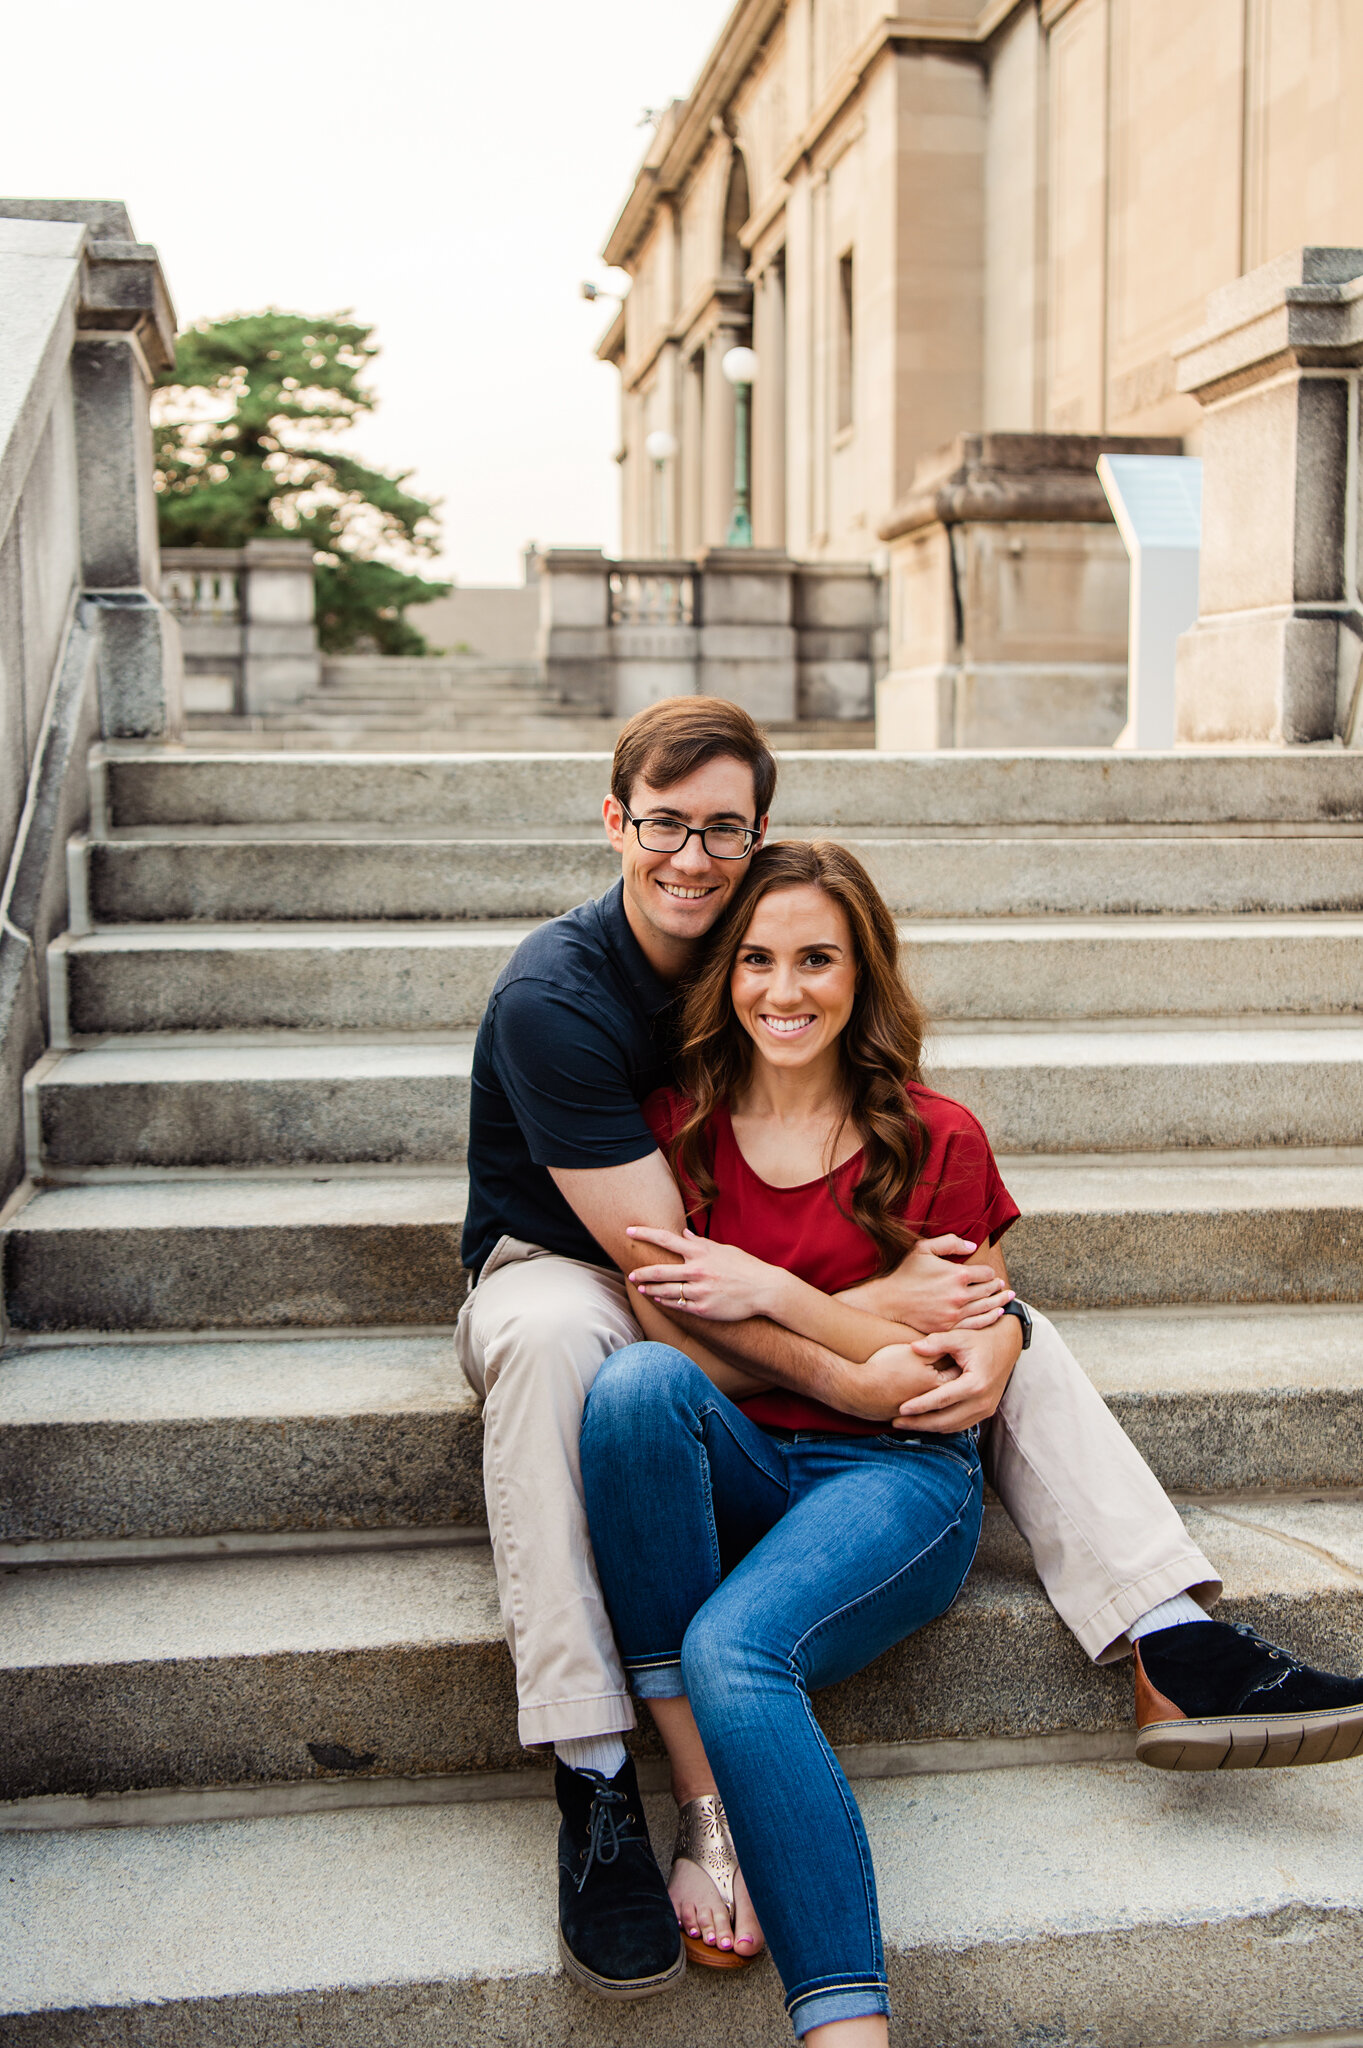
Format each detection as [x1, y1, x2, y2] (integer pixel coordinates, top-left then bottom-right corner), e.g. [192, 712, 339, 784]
[610, 696, 778, 820]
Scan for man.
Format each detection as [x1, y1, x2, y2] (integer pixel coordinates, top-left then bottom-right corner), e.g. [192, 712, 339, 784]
[457, 696, 1363, 1998]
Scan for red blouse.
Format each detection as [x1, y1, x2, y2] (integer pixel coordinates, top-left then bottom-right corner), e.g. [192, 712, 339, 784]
[643, 1084, 1019, 1435]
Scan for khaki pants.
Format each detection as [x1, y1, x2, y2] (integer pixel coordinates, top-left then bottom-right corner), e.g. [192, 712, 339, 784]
[456, 1235, 1221, 1747]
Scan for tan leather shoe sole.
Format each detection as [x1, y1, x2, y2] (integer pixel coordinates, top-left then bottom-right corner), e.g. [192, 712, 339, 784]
[1134, 1641, 1363, 1769]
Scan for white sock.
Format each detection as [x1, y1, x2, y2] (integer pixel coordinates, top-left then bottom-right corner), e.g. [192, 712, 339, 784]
[555, 1734, 629, 1780]
[1128, 1592, 1208, 1643]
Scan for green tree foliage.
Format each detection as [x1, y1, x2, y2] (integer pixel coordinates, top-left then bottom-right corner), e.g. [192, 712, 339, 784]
[153, 311, 449, 654]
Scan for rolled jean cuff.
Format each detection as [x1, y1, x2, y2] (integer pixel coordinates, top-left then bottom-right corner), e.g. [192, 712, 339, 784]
[627, 1658, 688, 1700]
[790, 1983, 891, 2037]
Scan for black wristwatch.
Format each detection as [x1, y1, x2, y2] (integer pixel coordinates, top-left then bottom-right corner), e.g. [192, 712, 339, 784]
[1000, 1300, 1032, 1349]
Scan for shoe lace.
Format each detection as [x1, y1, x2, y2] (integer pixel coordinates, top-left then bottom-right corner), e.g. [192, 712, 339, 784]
[576, 1774, 630, 1894]
[1229, 1621, 1299, 1690]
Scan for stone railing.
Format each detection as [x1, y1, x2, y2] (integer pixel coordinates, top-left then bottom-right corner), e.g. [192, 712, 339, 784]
[162, 559, 240, 622]
[0, 199, 180, 1200]
[608, 564, 697, 627]
[161, 539, 320, 716]
[539, 548, 880, 723]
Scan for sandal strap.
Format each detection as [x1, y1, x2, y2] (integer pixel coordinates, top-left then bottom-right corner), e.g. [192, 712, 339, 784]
[671, 1793, 738, 1913]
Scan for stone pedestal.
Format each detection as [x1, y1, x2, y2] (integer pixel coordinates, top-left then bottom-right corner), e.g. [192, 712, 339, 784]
[794, 563, 878, 719]
[696, 548, 796, 721]
[875, 433, 1179, 750]
[241, 538, 321, 713]
[1172, 248, 1363, 744]
[537, 548, 613, 710]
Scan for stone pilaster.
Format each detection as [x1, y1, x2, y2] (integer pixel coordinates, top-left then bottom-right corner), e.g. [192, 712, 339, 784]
[1172, 247, 1363, 745]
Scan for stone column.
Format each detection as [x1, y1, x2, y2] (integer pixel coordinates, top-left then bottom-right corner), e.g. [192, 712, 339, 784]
[240, 539, 320, 713]
[537, 548, 613, 709]
[751, 263, 787, 550]
[71, 233, 184, 740]
[1172, 248, 1363, 744]
[696, 548, 796, 720]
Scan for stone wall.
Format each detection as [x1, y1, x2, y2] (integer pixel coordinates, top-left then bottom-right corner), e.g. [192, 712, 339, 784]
[0, 200, 180, 1203]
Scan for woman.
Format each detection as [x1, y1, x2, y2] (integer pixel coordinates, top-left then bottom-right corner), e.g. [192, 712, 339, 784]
[579, 840, 1023, 2046]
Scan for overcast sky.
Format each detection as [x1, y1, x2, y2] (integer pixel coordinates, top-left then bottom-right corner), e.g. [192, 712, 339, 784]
[3, 1, 734, 584]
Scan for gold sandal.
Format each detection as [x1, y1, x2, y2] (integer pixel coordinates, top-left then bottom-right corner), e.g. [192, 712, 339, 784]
[670, 1793, 759, 1970]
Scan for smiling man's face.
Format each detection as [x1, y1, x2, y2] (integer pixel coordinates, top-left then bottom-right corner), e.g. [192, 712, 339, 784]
[603, 754, 766, 980]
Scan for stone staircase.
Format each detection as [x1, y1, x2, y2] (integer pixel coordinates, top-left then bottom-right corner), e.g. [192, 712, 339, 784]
[186, 653, 878, 753]
[4, 744, 1363, 2045]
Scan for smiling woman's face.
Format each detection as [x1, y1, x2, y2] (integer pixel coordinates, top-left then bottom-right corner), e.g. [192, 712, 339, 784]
[729, 883, 857, 1072]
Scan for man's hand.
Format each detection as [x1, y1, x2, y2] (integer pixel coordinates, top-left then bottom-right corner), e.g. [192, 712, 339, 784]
[838, 1234, 1013, 1334]
[827, 1342, 954, 1421]
[624, 1225, 787, 1322]
[893, 1316, 1023, 1433]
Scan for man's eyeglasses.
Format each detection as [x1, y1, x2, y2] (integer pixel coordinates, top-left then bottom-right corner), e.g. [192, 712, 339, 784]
[620, 807, 760, 860]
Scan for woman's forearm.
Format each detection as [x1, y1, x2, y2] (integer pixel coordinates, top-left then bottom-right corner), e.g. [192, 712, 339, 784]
[767, 1271, 927, 1363]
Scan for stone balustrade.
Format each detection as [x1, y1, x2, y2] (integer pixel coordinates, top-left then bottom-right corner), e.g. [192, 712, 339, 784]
[538, 547, 878, 724]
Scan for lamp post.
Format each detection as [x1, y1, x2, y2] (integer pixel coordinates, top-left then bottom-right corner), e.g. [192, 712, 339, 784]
[644, 428, 678, 559]
[721, 345, 758, 548]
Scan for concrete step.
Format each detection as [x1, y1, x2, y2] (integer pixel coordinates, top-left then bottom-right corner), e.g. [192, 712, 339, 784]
[3, 1308, 1361, 1551]
[52, 924, 533, 1036]
[927, 1022, 1363, 1151]
[83, 836, 624, 924]
[8, 1155, 1363, 1333]
[31, 1025, 1363, 1172]
[98, 744, 1363, 832]
[3, 1499, 1361, 1802]
[176, 717, 878, 753]
[1073, 1303, 1363, 1496]
[1003, 1152, 1363, 1309]
[0, 1335, 482, 1546]
[2, 1177, 468, 1334]
[32, 1040, 476, 1170]
[83, 831, 1363, 924]
[7, 1768, 1363, 2048]
[52, 918, 1363, 1037]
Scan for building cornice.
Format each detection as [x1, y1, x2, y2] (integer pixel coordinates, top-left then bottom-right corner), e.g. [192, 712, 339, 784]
[603, 2, 1028, 270]
[594, 302, 627, 366]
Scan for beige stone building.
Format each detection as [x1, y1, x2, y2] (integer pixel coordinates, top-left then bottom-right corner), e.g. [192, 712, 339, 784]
[600, 0, 1363, 568]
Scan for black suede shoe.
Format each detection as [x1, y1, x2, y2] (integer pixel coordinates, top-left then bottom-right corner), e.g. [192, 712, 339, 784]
[556, 1757, 684, 1998]
[1135, 1618, 1363, 1770]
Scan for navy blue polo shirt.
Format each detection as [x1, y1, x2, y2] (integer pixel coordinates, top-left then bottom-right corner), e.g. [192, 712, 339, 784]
[461, 881, 678, 1279]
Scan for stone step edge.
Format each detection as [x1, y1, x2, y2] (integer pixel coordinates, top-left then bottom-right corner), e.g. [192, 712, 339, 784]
[0, 1523, 488, 1572]
[0, 1728, 1135, 1834]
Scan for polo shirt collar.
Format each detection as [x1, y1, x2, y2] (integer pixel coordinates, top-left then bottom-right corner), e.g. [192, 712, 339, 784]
[598, 879, 676, 1018]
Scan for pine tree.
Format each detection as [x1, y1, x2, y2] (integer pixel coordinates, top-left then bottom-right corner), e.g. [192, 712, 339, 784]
[153, 311, 449, 654]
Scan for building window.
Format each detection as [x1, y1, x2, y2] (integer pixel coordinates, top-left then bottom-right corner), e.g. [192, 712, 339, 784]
[836, 250, 854, 432]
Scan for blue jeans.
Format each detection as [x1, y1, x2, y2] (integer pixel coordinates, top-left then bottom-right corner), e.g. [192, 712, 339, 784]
[580, 1343, 984, 2038]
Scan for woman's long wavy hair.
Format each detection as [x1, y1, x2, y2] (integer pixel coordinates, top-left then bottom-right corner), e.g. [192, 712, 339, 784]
[673, 840, 931, 1274]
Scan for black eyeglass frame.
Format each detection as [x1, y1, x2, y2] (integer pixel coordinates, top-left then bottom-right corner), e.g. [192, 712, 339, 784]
[618, 805, 761, 860]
